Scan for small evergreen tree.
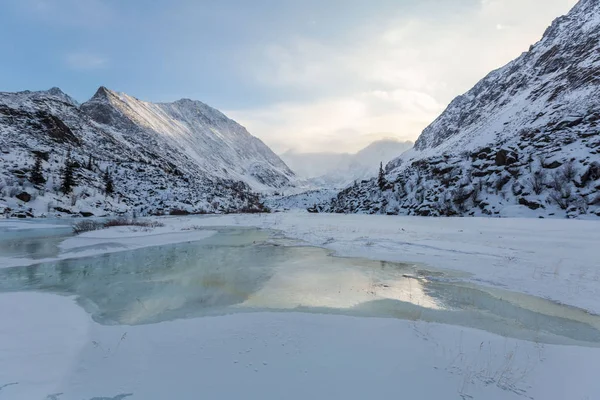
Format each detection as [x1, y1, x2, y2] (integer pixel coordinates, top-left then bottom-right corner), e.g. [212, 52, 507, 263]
[87, 154, 93, 170]
[104, 168, 114, 195]
[377, 162, 387, 191]
[30, 154, 46, 185]
[60, 149, 75, 194]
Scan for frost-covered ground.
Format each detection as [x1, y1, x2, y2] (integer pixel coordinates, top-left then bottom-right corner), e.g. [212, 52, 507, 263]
[265, 188, 338, 211]
[1, 213, 599, 400]
[1, 292, 599, 400]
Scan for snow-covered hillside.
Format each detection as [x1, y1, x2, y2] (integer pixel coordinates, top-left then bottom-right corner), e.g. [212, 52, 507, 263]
[265, 189, 339, 212]
[0, 87, 295, 217]
[82, 87, 294, 190]
[323, 0, 600, 219]
[281, 139, 413, 189]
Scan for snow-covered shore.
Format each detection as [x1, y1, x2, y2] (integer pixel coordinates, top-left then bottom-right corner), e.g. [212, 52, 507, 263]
[0, 218, 217, 269]
[1, 292, 598, 400]
[1, 213, 600, 399]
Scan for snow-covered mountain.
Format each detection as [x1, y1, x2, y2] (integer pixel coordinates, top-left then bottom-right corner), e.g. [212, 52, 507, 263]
[281, 139, 413, 189]
[82, 87, 294, 190]
[323, 0, 600, 218]
[0, 87, 295, 217]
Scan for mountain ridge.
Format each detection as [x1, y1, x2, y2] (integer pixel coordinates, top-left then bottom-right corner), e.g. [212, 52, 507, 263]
[0, 86, 295, 217]
[322, 0, 600, 218]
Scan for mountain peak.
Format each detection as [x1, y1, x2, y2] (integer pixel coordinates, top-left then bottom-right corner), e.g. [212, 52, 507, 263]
[40, 87, 78, 106]
[89, 86, 116, 102]
[167, 97, 230, 123]
[172, 98, 207, 109]
[46, 87, 65, 96]
[412, 0, 600, 152]
[78, 87, 295, 189]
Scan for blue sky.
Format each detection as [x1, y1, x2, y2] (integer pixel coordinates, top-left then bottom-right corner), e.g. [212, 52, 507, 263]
[0, 0, 577, 153]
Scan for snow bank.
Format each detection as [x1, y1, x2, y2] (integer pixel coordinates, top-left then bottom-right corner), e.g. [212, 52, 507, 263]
[60, 223, 216, 250]
[0, 219, 217, 269]
[0, 292, 598, 400]
[0, 293, 89, 399]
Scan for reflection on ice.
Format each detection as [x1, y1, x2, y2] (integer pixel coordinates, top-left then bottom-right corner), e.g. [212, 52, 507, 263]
[239, 251, 441, 311]
[1, 227, 600, 346]
[0, 229, 433, 325]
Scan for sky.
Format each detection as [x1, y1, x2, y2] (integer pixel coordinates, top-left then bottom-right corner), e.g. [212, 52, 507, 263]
[0, 0, 578, 154]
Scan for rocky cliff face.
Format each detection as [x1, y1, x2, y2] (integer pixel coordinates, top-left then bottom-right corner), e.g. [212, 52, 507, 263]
[0, 87, 295, 217]
[323, 0, 600, 218]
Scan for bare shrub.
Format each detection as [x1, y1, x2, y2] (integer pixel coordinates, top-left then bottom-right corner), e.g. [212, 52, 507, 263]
[549, 169, 570, 192]
[73, 218, 165, 234]
[414, 168, 422, 183]
[415, 189, 425, 204]
[548, 170, 572, 210]
[471, 181, 482, 203]
[103, 218, 164, 229]
[495, 175, 511, 193]
[436, 192, 454, 216]
[511, 181, 523, 196]
[72, 220, 103, 234]
[8, 186, 20, 197]
[528, 170, 546, 195]
[452, 186, 471, 213]
[562, 160, 577, 181]
[548, 192, 570, 210]
[395, 183, 407, 200]
[4, 176, 16, 187]
[574, 197, 589, 214]
[169, 209, 190, 216]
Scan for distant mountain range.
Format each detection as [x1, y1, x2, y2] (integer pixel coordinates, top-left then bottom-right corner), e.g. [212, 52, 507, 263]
[322, 0, 600, 218]
[281, 139, 413, 189]
[0, 87, 295, 217]
[3, 0, 599, 220]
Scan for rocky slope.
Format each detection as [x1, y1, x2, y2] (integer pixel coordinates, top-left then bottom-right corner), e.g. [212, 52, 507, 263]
[323, 0, 600, 218]
[0, 87, 295, 217]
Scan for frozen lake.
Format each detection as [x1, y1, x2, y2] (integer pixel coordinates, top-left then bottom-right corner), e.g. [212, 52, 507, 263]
[0, 225, 599, 347]
[0, 219, 73, 259]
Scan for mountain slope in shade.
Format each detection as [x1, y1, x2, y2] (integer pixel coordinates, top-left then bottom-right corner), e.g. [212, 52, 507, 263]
[323, 0, 600, 218]
[281, 139, 413, 189]
[0, 87, 294, 217]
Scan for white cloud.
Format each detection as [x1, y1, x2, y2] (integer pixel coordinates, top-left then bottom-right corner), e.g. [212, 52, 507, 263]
[65, 52, 108, 70]
[228, 89, 443, 154]
[235, 0, 577, 153]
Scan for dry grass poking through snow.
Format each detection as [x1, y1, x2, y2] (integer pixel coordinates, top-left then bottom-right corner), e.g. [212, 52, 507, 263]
[72, 218, 165, 234]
